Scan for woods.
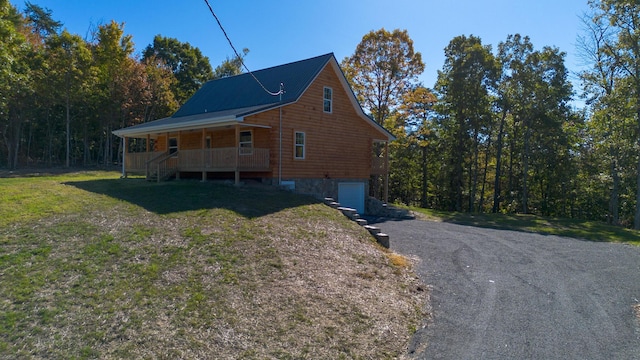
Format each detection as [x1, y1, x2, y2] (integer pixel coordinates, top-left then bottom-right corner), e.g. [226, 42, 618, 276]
[0, 1, 224, 169]
[2, 1, 640, 228]
[340, 0, 640, 227]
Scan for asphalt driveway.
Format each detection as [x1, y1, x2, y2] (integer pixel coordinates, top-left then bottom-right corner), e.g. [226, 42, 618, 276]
[372, 218, 640, 359]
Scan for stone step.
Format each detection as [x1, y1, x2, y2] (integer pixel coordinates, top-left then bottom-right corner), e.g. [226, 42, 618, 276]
[328, 201, 341, 209]
[355, 218, 368, 226]
[363, 225, 381, 235]
[323, 197, 336, 205]
[337, 207, 359, 220]
[375, 233, 390, 248]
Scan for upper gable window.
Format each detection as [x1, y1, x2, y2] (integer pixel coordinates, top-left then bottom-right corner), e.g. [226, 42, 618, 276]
[294, 131, 305, 159]
[323, 87, 333, 113]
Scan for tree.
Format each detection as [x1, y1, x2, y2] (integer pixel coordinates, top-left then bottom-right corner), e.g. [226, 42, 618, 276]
[342, 28, 425, 199]
[341, 28, 425, 126]
[493, 35, 535, 213]
[45, 30, 92, 167]
[434, 35, 499, 211]
[401, 86, 437, 207]
[494, 35, 573, 214]
[142, 35, 213, 104]
[92, 20, 138, 165]
[23, 1, 61, 40]
[213, 48, 248, 79]
[0, 0, 36, 168]
[142, 55, 179, 121]
[588, 0, 640, 229]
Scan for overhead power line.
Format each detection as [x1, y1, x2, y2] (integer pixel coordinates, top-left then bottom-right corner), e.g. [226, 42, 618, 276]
[203, 0, 283, 97]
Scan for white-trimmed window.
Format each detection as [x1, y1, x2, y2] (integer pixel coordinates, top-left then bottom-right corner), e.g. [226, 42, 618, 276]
[323, 87, 332, 113]
[169, 137, 178, 155]
[239, 130, 253, 155]
[294, 131, 305, 159]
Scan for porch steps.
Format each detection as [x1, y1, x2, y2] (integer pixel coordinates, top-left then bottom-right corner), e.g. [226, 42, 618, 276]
[324, 198, 389, 249]
[146, 169, 178, 182]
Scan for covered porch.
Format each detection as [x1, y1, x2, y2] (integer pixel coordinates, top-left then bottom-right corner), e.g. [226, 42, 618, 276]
[120, 123, 271, 184]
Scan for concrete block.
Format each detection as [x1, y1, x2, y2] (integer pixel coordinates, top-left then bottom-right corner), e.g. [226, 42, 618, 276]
[338, 207, 358, 219]
[364, 225, 381, 235]
[375, 233, 390, 248]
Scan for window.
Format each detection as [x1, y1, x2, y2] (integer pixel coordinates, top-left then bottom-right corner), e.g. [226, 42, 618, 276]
[205, 136, 211, 149]
[168, 137, 178, 155]
[239, 130, 253, 155]
[323, 87, 332, 113]
[294, 132, 305, 159]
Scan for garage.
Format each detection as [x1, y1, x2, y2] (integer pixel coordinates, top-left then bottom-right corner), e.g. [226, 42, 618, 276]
[338, 182, 366, 214]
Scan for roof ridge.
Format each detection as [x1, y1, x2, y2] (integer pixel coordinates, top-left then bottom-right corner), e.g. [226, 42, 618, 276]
[201, 52, 334, 85]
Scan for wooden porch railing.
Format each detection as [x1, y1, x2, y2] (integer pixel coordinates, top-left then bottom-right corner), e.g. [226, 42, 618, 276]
[174, 148, 270, 172]
[125, 148, 270, 180]
[125, 152, 163, 174]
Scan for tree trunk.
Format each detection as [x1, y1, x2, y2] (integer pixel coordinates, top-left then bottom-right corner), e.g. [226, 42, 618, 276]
[522, 119, 531, 214]
[479, 128, 493, 213]
[610, 157, 620, 225]
[635, 154, 640, 230]
[421, 145, 428, 208]
[66, 89, 70, 168]
[492, 110, 507, 213]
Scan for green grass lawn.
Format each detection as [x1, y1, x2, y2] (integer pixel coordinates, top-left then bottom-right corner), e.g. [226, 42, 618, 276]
[408, 206, 640, 246]
[0, 172, 426, 359]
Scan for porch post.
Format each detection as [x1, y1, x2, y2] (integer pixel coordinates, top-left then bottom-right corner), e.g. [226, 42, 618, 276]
[146, 134, 150, 152]
[201, 128, 206, 181]
[234, 125, 240, 185]
[384, 141, 389, 204]
[122, 136, 127, 178]
[176, 131, 180, 180]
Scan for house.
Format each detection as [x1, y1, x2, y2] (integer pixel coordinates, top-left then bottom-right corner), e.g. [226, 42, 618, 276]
[112, 53, 394, 213]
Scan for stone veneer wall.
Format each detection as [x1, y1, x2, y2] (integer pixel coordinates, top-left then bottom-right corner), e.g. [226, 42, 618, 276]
[267, 178, 370, 203]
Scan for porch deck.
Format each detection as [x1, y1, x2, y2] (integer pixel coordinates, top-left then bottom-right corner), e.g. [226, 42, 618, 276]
[124, 148, 271, 176]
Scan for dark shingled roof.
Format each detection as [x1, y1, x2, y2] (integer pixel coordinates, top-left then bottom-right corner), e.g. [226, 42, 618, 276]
[112, 53, 394, 141]
[172, 53, 334, 118]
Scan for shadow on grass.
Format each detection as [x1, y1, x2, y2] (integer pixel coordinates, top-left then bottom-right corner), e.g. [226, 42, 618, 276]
[416, 210, 640, 245]
[65, 178, 318, 219]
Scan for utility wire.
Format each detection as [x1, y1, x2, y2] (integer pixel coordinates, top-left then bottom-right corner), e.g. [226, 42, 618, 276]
[203, 0, 283, 97]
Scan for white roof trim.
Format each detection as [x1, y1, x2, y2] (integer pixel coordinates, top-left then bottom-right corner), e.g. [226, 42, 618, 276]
[327, 59, 395, 141]
[113, 114, 239, 138]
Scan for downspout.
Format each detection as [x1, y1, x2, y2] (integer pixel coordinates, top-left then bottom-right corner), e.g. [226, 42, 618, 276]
[278, 83, 284, 185]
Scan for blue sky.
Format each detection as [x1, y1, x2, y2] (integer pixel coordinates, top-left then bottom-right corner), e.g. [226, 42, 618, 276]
[14, 0, 591, 96]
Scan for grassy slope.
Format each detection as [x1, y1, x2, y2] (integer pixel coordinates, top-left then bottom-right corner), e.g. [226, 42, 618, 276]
[409, 207, 640, 246]
[0, 172, 427, 359]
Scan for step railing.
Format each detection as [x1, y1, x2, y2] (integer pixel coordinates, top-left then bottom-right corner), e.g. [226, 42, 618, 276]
[146, 151, 178, 182]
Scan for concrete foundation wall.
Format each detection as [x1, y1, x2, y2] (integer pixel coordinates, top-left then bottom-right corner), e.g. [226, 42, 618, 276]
[266, 178, 369, 203]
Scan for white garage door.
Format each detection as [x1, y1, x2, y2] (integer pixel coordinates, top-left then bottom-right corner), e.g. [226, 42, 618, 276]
[338, 182, 365, 214]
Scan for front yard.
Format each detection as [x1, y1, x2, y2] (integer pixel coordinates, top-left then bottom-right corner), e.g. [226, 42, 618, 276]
[0, 172, 427, 359]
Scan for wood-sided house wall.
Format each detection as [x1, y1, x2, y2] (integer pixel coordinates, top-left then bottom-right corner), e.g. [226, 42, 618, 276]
[124, 62, 389, 201]
[250, 63, 386, 178]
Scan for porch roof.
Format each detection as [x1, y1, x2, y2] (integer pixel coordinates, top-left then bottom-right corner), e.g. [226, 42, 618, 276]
[112, 104, 275, 138]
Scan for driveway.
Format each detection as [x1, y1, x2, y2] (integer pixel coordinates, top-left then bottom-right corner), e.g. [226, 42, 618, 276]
[372, 218, 640, 359]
